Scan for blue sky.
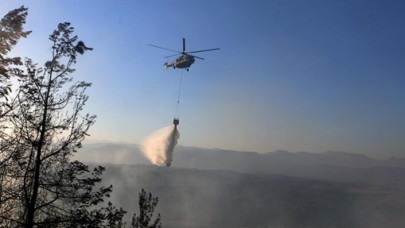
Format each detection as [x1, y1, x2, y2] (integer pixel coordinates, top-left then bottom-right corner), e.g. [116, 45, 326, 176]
[2, 0, 405, 158]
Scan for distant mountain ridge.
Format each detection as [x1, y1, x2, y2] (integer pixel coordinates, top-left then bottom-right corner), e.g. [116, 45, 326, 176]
[77, 144, 405, 227]
[77, 143, 405, 187]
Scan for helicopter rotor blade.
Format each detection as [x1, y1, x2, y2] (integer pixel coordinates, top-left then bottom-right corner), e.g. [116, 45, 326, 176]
[148, 44, 182, 54]
[183, 38, 186, 53]
[164, 53, 182, 58]
[189, 54, 205, 60]
[188, 48, 220, 54]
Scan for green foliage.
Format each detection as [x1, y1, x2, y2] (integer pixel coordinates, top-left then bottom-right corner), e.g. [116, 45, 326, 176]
[131, 189, 162, 228]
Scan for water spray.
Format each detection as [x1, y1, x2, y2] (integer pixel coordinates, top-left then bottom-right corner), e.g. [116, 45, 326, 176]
[141, 70, 184, 167]
[141, 125, 180, 167]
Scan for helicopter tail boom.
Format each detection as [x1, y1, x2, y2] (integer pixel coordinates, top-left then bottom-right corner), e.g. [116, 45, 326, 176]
[164, 62, 174, 69]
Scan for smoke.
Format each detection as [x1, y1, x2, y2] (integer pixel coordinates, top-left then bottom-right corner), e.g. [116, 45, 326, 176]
[141, 126, 180, 166]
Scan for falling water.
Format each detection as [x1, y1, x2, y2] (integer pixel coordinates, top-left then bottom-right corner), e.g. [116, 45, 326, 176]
[141, 126, 180, 167]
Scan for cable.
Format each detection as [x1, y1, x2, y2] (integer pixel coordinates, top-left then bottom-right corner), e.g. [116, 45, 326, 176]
[175, 69, 184, 118]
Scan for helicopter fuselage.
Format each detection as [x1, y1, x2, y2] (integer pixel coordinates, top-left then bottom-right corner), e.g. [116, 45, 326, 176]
[151, 38, 219, 71]
[165, 54, 195, 69]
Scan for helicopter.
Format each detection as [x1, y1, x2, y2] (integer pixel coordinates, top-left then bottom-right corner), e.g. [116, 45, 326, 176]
[149, 38, 220, 71]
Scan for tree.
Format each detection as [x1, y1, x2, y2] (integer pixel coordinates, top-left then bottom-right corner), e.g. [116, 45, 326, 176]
[131, 189, 162, 228]
[0, 6, 31, 118]
[0, 6, 31, 226]
[0, 13, 125, 227]
[0, 6, 31, 80]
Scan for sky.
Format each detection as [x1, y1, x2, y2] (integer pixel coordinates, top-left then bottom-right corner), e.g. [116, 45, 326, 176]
[2, 0, 405, 159]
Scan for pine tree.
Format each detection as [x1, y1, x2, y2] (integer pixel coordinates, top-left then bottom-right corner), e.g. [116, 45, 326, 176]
[0, 6, 31, 117]
[0, 6, 31, 79]
[0, 6, 31, 226]
[131, 189, 162, 228]
[0, 16, 125, 227]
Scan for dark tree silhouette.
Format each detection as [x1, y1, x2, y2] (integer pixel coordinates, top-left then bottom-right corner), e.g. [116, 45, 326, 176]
[0, 6, 31, 79]
[0, 6, 31, 226]
[0, 10, 125, 227]
[0, 6, 31, 120]
[131, 189, 162, 228]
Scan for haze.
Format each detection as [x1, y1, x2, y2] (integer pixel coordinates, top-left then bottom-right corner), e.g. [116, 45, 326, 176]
[3, 1, 405, 227]
[2, 0, 405, 159]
